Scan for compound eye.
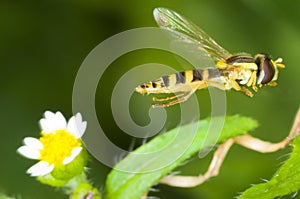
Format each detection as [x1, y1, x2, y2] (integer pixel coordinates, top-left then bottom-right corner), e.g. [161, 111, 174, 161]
[257, 57, 275, 84]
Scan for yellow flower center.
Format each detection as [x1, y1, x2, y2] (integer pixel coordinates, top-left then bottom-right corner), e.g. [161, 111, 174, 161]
[39, 130, 81, 165]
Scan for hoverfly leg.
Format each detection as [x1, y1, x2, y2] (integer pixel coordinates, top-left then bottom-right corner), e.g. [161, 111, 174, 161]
[152, 92, 191, 108]
[241, 87, 253, 97]
[229, 76, 254, 96]
[159, 83, 205, 107]
[247, 71, 258, 92]
[152, 89, 198, 108]
[227, 79, 253, 96]
[206, 81, 225, 90]
[246, 71, 256, 87]
[267, 81, 277, 87]
[152, 92, 185, 102]
[152, 82, 205, 108]
[228, 78, 242, 91]
[160, 92, 193, 107]
[252, 85, 258, 92]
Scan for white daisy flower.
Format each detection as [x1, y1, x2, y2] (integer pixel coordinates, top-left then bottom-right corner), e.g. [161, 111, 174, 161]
[17, 111, 87, 177]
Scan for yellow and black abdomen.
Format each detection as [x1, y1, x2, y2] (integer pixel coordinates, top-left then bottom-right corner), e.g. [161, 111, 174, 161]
[135, 68, 222, 94]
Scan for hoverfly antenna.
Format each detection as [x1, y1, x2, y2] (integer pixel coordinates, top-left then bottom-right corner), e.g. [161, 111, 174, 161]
[276, 58, 283, 63]
[275, 57, 285, 68]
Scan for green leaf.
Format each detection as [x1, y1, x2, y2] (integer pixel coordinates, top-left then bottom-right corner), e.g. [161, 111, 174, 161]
[239, 135, 300, 199]
[104, 116, 258, 199]
[0, 194, 15, 199]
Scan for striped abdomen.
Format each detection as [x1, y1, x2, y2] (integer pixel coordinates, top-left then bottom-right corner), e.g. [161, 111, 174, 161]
[135, 68, 222, 94]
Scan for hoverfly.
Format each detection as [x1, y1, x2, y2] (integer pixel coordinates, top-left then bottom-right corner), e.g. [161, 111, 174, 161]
[135, 7, 285, 107]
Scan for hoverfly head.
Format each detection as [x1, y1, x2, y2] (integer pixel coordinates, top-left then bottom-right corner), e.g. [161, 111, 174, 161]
[255, 53, 285, 85]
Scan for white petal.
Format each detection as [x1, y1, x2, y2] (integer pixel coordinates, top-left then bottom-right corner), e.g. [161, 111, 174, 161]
[17, 146, 40, 159]
[63, 147, 82, 164]
[27, 161, 54, 176]
[24, 137, 43, 150]
[54, 112, 67, 129]
[39, 118, 51, 133]
[75, 112, 82, 121]
[44, 111, 55, 119]
[39, 111, 67, 133]
[67, 113, 86, 138]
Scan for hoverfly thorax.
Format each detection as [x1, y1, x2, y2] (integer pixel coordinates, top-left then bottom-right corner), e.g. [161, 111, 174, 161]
[255, 53, 285, 85]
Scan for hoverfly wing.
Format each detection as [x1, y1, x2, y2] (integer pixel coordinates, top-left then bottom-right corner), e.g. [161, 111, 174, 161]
[153, 7, 231, 63]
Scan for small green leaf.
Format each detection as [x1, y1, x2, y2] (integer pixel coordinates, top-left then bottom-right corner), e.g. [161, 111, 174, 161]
[104, 116, 258, 199]
[239, 135, 300, 199]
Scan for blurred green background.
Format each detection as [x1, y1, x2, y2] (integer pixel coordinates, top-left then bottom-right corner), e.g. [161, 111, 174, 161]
[1, 0, 299, 198]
